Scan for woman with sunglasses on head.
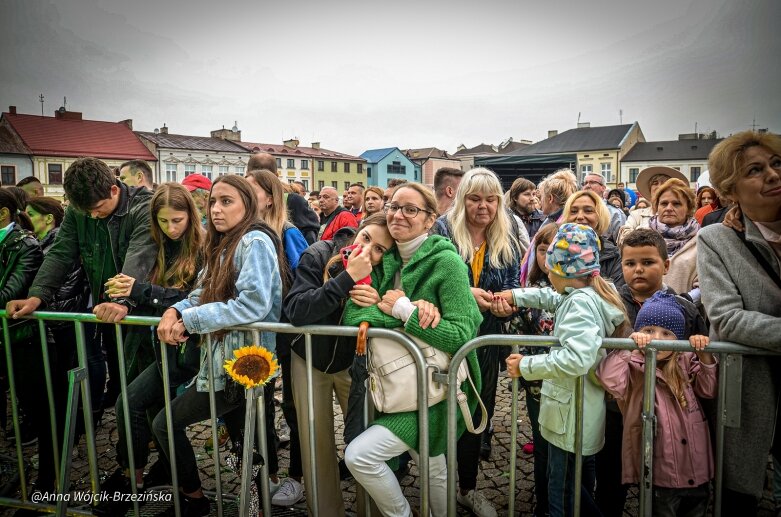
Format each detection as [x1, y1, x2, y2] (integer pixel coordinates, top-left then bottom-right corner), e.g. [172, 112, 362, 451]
[342, 183, 483, 517]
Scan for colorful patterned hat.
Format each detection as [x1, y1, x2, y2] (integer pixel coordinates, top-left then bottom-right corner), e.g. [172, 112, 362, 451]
[545, 223, 601, 278]
[634, 292, 686, 340]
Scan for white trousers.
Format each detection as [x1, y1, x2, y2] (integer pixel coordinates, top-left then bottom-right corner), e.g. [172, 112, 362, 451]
[344, 424, 448, 517]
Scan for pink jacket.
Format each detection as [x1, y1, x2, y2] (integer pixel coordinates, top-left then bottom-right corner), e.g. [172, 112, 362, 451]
[596, 350, 718, 488]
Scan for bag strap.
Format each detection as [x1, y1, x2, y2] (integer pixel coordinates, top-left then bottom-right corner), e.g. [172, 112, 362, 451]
[457, 367, 488, 434]
[734, 229, 781, 290]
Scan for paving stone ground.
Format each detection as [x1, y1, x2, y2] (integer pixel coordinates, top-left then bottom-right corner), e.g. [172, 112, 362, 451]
[2, 372, 779, 516]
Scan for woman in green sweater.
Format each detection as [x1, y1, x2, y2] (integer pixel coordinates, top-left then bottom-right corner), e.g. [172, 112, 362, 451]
[343, 182, 483, 517]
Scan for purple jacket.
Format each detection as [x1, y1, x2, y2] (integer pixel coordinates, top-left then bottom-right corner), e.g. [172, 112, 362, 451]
[596, 350, 718, 488]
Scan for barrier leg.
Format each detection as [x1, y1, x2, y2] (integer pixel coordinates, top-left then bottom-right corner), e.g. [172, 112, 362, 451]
[114, 324, 141, 516]
[574, 375, 584, 516]
[508, 344, 520, 516]
[639, 349, 658, 516]
[55, 367, 87, 517]
[304, 333, 319, 517]
[74, 321, 100, 501]
[159, 336, 182, 517]
[205, 334, 224, 517]
[38, 320, 61, 489]
[238, 387, 257, 517]
[2, 317, 28, 501]
[255, 386, 272, 517]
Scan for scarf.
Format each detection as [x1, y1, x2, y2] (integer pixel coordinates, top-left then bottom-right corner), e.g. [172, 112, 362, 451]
[649, 216, 699, 257]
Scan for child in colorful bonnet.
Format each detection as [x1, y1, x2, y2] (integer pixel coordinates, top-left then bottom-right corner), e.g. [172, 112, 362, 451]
[496, 223, 628, 516]
[597, 291, 716, 516]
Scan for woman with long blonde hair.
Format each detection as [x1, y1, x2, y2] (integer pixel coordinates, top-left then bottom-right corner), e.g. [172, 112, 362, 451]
[430, 167, 522, 515]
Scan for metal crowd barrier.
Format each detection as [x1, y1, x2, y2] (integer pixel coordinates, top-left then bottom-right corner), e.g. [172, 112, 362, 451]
[0, 311, 432, 517]
[446, 334, 771, 517]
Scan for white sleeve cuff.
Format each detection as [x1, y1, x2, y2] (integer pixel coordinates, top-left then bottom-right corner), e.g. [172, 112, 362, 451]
[391, 296, 416, 323]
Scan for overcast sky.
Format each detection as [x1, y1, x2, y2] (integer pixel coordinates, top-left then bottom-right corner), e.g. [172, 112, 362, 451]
[1, 0, 779, 156]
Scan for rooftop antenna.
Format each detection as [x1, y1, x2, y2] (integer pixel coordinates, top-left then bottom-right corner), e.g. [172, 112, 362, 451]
[695, 122, 698, 135]
[577, 112, 581, 125]
[39, 93, 44, 116]
[752, 117, 758, 131]
[63, 96, 67, 110]
[619, 109, 623, 124]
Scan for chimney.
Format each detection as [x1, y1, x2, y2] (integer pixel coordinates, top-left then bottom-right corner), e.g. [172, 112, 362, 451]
[311, 142, 320, 149]
[54, 108, 83, 120]
[284, 138, 299, 149]
[159, 124, 168, 135]
[8, 106, 16, 115]
[547, 130, 558, 138]
[119, 119, 133, 130]
[577, 122, 590, 129]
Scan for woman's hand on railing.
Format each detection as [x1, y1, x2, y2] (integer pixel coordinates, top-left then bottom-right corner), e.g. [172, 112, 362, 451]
[349, 284, 381, 307]
[104, 273, 136, 299]
[505, 353, 524, 378]
[411, 300, 440, 329]
[158, 308, 187, 345]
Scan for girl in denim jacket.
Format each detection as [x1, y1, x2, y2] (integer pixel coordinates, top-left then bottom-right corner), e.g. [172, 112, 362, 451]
[155, 175, 288, 516]
[497, 223, 628, 517]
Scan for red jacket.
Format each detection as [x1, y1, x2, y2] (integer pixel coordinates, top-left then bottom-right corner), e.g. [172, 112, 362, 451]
[319, 210, 358, 241]
[596, 350, 717, 488]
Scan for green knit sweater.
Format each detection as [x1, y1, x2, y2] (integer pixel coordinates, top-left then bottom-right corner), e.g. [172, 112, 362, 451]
[343, 235, 483, 456]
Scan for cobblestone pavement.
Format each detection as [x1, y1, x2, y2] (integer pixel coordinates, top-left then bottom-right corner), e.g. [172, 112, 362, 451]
[2, 372, 779, 516]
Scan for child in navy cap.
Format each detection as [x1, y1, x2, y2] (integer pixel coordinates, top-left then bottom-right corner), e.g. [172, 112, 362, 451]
[597, 292, 717, 516]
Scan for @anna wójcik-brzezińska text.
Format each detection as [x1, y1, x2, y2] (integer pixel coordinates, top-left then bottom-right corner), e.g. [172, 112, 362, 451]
[31, 490, 173, 505]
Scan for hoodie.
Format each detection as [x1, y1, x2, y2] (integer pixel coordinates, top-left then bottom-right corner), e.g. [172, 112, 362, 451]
[511, 286, 626, 455]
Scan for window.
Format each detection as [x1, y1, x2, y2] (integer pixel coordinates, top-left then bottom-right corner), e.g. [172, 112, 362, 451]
[235, 165, 245, 175]
[287, 159, 295, 169]
[276, 158, 282, 168]
[317, 160, 324, 171]
[387, 161, 406, 175]
[301, 159, 309, 170]
[344, 181, 350, 191]
[318, 180, 325, 190]
[579, 164, 592, 184]
[367, 166, 372, 177]
[301, 179, 309, 191]
[219, 166, 229, 176]
[331, 161, 337, 172]
[1, 166, 16, 185]
[601, 163, 612, 183]
[166, 163, 177, 182]
[48, 163, 63, 185]
[344, 162, 350, 173]
[358, 163, 363, 174]
[201, 165, 213, 179]
[690, 166, 701, 182]
[184, 164, 196, 177]
[331, 181, 338, 189]
[629, 168, 640, 183]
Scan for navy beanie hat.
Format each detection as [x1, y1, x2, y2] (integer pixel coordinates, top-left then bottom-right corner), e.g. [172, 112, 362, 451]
[634, 292, 686, 340]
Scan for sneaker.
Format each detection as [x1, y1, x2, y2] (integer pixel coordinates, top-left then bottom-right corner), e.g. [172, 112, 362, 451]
[269, 477, 281, 497]
[457, 489, 497, 517]
[204, 423, 230, 451]
[271, 478, 304, 506]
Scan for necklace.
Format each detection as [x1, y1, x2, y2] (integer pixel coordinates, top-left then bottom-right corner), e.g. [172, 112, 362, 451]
[473, 241, 485, 252]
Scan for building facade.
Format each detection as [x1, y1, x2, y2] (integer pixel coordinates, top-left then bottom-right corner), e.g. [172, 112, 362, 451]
[404, 148, 462, 187]
[360, 148, 418, 187]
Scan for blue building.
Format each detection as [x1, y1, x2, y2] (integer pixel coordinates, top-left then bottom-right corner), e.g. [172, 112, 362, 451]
[359, 147, 418, 187]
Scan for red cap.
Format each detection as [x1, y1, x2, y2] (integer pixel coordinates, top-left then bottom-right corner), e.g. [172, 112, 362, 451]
[181, 173, 212, 192]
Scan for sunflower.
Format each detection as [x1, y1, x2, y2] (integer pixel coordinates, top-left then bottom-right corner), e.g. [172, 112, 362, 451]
[224, 346, 279, 389]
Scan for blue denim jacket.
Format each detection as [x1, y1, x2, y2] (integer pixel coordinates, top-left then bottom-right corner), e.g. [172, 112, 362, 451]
[174, 230, 282, 392]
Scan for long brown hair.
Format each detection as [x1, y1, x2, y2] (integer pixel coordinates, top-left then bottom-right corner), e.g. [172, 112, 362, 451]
[527, 223, 559, 285]
[245, 169, 289, 235]
[660, 353, 690, 408]
[150, 183, 204, 289]
[199, 175, 290, 306]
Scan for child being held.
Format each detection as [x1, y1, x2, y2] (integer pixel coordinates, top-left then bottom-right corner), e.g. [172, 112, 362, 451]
[497, 223, 628, 517]
[596, 292, 717, 517]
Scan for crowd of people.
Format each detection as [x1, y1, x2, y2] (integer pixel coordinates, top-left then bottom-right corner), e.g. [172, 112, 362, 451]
[0, 130, 779, 517]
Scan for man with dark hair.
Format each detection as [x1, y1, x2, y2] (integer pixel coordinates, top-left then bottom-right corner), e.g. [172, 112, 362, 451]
[248, 152, 278, 174]
[118, 159, 154, 191]
[17, 175, 45, 198]
[508, 177, 545, 239]
[7, 156, 157, 410]
[433, 167, 464, 214]
[346, 183, 365, 219]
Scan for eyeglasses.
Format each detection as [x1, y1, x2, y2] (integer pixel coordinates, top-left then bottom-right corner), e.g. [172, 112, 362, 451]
[383, 203, 431, 218]
[581, 180, 604, 187]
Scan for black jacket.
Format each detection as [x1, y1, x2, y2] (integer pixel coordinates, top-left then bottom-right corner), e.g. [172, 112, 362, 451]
[39, 227, 89, 316]
[29, 182, 156, 310]
[286, 192, 320, 245]
[282, 227, 356, 373]
[516, 209, 546, 240]
[618, 284, 708, 336]
[600, 238, 625, 289]
[0, 226, 43, 343]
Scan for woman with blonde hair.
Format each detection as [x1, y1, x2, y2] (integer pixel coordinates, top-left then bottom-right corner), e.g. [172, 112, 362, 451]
[538, 168, 578, 226]
[431, 167, 522, 516]
[698, 130, 781, 515]
[561, 190, 624, 288]
[649, 178, 700, 298]
[362, 186, 385, 217]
